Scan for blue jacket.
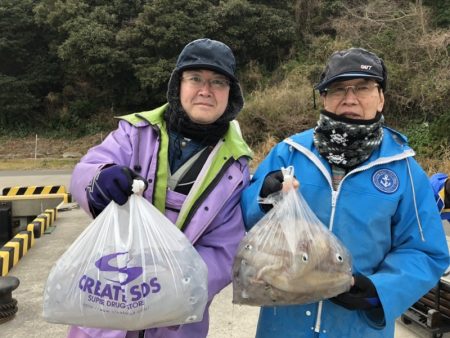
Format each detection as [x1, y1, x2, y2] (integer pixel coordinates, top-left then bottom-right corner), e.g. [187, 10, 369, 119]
[241, 127, 449, 338]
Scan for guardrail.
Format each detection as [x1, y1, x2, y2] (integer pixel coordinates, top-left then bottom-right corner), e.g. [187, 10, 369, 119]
[0, 185, 66, 276]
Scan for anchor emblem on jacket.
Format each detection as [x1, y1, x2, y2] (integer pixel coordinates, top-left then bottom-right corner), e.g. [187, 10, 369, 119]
[380, 174, 392, 188]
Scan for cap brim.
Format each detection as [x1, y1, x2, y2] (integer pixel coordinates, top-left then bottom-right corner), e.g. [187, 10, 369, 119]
[178, 63, 236, 81]
[315, 72, 383, 91]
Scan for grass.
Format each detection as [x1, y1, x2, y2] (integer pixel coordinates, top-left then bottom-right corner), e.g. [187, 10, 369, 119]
[417, 155, 450, 176]
[0, 158, 78, 170]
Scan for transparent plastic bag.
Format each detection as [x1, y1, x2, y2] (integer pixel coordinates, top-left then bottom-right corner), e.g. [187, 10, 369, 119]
[43, 181, 208, 330]
[233, 166, 352, 306]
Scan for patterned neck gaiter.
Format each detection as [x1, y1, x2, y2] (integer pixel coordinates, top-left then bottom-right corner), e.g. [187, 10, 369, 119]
[313, 110, 384, 169]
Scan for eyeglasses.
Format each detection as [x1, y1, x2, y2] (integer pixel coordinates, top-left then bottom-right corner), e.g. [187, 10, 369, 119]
[181, 75, 230, 90]
[324, 83, 380, 100]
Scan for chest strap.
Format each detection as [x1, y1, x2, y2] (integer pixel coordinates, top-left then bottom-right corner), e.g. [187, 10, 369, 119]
[168, 146, 212, 195]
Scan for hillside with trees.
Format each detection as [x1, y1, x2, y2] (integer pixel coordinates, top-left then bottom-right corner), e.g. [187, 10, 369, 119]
[0, 0, 448, 168]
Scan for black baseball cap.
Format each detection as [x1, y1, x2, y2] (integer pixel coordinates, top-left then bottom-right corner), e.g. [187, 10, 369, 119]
[315, 47, 387, 92]
[175, 38, 237, 81]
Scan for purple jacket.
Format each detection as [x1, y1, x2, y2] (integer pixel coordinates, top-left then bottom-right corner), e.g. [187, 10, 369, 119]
[68, 104, 252, 338]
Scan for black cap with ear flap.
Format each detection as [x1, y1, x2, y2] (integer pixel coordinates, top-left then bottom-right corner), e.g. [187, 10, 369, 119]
[167, 38, 244, 121]
[175, 38, 238, 81]
[315, 48, 388, 93]
[164, 38, 244, 144]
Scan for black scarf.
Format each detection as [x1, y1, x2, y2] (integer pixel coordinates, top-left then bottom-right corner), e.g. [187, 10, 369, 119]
[163, 105, 229, 145]
[313, 110, 384, 169]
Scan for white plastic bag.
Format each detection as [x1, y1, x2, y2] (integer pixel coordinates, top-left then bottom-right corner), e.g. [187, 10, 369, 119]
[233, 166, 352, 306]
[43, 183, 208, 330]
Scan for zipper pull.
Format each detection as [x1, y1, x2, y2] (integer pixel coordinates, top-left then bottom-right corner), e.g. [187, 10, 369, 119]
[331, 190, 338, 207]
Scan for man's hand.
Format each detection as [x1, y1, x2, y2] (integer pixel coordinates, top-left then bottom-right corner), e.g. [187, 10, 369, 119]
[260, 171, 285, 198]
[259, 170, 299, 212]
[331, 275, 381, 310]
[86, 165, 147, 216]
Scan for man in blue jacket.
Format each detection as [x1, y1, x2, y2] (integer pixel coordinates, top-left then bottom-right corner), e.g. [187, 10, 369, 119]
[241, 47, 449, 338]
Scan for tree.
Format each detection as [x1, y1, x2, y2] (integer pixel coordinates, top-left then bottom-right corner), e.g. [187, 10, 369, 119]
[34, 0, 144, 117]
[116, 0, 217, 104]
[422, 0, 450, 27]
[212, 0, 296, 68]
[0, 0, 61, 127]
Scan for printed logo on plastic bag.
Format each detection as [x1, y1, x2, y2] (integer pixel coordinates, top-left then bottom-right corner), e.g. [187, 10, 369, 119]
[77, 251, 161, 309]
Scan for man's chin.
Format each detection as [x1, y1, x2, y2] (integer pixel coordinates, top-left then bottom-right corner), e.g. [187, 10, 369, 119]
[188, 110, 222, 124]
[341, 114, 364, 120]
[189, 115, 217, 125]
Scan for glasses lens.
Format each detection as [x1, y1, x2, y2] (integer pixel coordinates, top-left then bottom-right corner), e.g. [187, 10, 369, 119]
[327, 86, 347, 99]
[354, 85, 373, 98]
[210, 79, 230, 89]
[326, 83, 378, 99]
[183, 76, 229, 90]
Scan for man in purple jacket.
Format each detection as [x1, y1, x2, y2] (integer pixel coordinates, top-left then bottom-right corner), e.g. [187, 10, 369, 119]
[68, 38, 252, 338]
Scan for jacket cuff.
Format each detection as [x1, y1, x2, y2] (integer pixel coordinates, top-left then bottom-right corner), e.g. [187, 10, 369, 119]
[360, 307, 386, 329]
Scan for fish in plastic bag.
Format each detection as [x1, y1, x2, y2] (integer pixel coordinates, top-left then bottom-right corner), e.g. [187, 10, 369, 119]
[43, 181, 208, 330]
[233, 166, 352, 306]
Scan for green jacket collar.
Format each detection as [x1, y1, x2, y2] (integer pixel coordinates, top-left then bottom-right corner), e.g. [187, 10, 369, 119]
[119, 103, 253, 160]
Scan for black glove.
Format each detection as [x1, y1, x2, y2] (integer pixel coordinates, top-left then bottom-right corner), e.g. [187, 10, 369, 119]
[331, 275, 380, 311]
[260, 171, 284, 198]
[259, 170, 284, 212]
[86, 165, 147, 217]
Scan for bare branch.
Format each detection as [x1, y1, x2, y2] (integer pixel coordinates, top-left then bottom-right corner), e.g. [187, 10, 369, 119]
[340, 3, 418, 23]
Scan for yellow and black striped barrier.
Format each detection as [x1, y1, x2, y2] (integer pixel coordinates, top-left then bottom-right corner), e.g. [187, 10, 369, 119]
[2, 185, 66, 196]
[0, 187, 62, 275]
[1, 185, 71, 203]
[45, 208, 57, 224]
[0, 230, 34, 276]
[0, 207, 57, 275]
[27, 220, 45, 239]
[26, 208, 57, 239]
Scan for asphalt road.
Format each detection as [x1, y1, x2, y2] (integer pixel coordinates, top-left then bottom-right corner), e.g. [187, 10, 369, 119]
[0, 170, 72, 186]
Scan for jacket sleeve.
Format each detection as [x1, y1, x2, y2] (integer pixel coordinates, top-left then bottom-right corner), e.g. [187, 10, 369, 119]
[369, 158, 449, 326]
[240, 142, 290, 230]
[69, 120, 135, 215]
[194, 160, 250, 302]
